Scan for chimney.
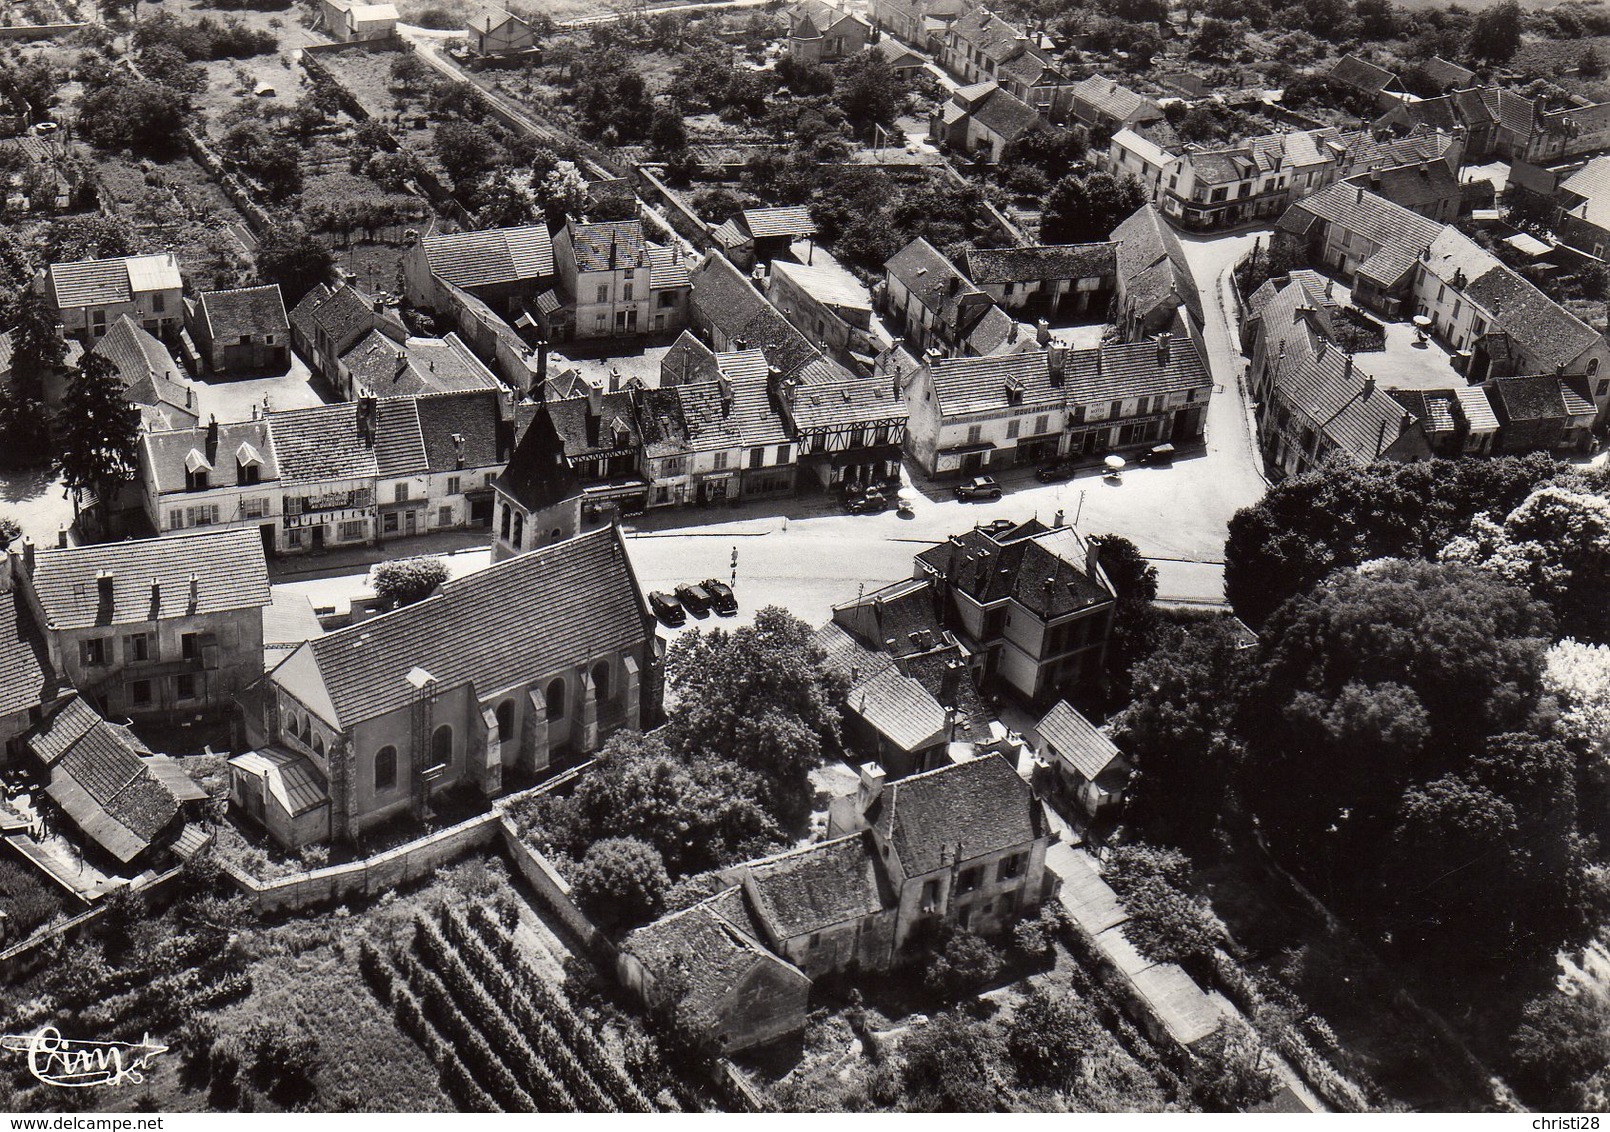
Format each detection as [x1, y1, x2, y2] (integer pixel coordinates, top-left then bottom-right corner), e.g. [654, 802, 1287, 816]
[1344, 354, 1353, 380]
[537, 338, 549, 381]
[858, 761, 887, 811]
[357, 396, 377, 445]
[1085, 533, 1102, 580]
[395, 351, 409, 379]
[96, 569, 114, 606]
[56, 526, 68, 549]
[188, 573, 199, 608]
[948, 274, 960, 295]
[940, 658, 962, 706]
[717, 375, 734, 416]
[587, 379, 604, 419]
[150, 577, 160, 610]
[734, 337, 749, 351]
[1157, 332, 1171, 366]
[185, 387, 194, 410]
[206, 415, 219, 462]
[1007, 320, 1019, 344]
[1356, 184, 1364, 204]
[1035, 318, 1051, 346]
[1362, 373, 1375, 397]
[453, 433, 466, 469]
[21, 536, 34, 576]
[1048, 343, 1066, 385]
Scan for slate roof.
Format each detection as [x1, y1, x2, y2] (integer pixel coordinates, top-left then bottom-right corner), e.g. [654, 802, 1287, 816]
[741, 833, 891, 939]
[565, 220, 652, 273]
[142, 418, 278, 496]
[962, 243, 1116, 285]
[90, 315, 197, 430]
[1422, 56, 1476, 90]
[916, 524, 1114, 618]
[661, 330, 720, 386]
[1037, 699, 1122, 782]
[1488, 375, 1593, 422]
[47, 253, 180, 309]
[415, 389, 508, 471]
[420, 226, 555, 289]
[1330, 54, 1399, 94]
[1461, 263, 1601, 371]
[0, 584, 57, 721]
[1558, 155, 1610, 230]
[283, 525, 649, 729]
[196, 285, 289, 341]
[1113, 204, 1201, 324]
[865, 753, 1043, 877]
[741, 206, 817, 240]
[27, 696, 181, 863]
[496, 411, 580, 511]
[29, 529, 270, 631]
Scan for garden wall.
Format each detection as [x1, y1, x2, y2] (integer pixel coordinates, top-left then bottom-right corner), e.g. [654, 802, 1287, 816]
[0, 865, 185, 983]
[497, 816, 613, 959]
[0, 22, 85, 39]
[635, 167, 716, 253]
[222, 810, 503, 916]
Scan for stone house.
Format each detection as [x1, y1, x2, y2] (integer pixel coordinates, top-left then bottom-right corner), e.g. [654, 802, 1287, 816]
[0, 553, 66, 756]
[932, 81, 1047, 163]
[186, 285, 291, 376]
[90, 315, 200, 433]
[961, 243, 1117, 320]
[42, 253, 183, 342]
[1069, 76, 1164, 134]
[1036, 698, 1130, 818]
[402, 225, 556, 315]
[552, 220, 690, 340]
[913, 523, 1116, 704]
[236, 524, 659, 848]
[1112, 204, 1201, 342]
[466, 6, 534, 54]
[13, 529, 270, 724]
[785, 0, 870, 65]
[765, 259, 875, 362]
[320, 0, 398, 41]
[881, 237, 998, 358]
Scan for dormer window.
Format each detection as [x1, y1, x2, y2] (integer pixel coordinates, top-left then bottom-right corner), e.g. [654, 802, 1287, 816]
[235, 442, 263, 486]
[184, 448, 212, 492]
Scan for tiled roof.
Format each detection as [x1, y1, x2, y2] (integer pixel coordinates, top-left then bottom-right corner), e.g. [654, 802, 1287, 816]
[1344, 162, 1459, 213]
[1113, 204, 1200, 324]
[496, 411, 580, 511]
[636, 386, 688, 458]
[341, 331, 501, 399]
[565, 220, 651, 273]
[916, 524, 1114, 618]
[1072, 76, 1163, 123]
[141, 418, 278, 496]
[270, 401, 389, 483]
[621, 886, 796, 1018]
[963, 243, 1116, 285]
[293, 284, 378, 354]
[1280, 182, 1442, 288]
[784, 377, 908, 432]
[90, 316, 197, 429]
[29, 529, 270, 631]
[1037, 699, 1122, 781]
[1455, 383, 1501, 431]
[740, 833, 891, 939]
[1329, 54, 1399, 93]
[197, 285, 289, 341]
[768, 259, 871, 312]
[969, 85, 1044, 141]
[866, 752, 1044, 877]
[1559, 155, 1610, 229]
[422, 226, 555, 289]
[287, 525, 650, 728]
[723, 358, 793, 446]
[1489, 375, 1572, 422]
[1339, 125, 1459, 176]
[1461, 264, 1600, 371]
[0, 585, 57, 720]
[646, 244, 690, 290]
[28, 696, 181, 863]
[661, 330, 720, 386]
[673, 379, 744, 454]
[1483, 87, 1537, 137]
[884, 237, 999, 342]
[1422, 56, 1476, 90]
[467, 6, 525, 33]
[690, 252, 839, 383]
[47, 253, 180, 309]
[741, 206, 817, 240]
[414, 389, 508, 472]
[1378, 93, 1461, 133]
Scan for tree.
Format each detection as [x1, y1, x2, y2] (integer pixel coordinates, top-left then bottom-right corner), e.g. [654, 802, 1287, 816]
[922, 930, 1007, 996]
[570, 836, 670, 933]
[1353, 0, 1397, 37]
[664, 606, 847, 828]
[1191, 1019, 1278, 1111]
[833, 49, 901, 136]
[0, 515, 19, 549]
[1190, 17, 1242, 59]
[1224, 456, 1564, 627]
[691, 186, 745, 225]
[1040, 171, 1145, 244]
[1104, 843, 1222, 967]
[255, 230, 333, 306]
[5, 288, 67, 403]
[1511, 988, 1610, 1105]
[434, 120, 503, 189]
[1005, 986, 1098, 1093]
[536, 160, 590, 226]
[520, 729, 780, 875]
[1094, 534, 1159, 700]
[1470, 0, 1523, 62]
[1545, 639, 1610, 756]
[54, 353, 141, 526]
[139, 41, 206, 94]
[77, 77, 190, 154]
[43, 215, 135, 265]
[371, 557, 449, 608]
[898, 1011, 1002, 1111]
[0, 390, 50, 470]
[648, 100, 689, 157]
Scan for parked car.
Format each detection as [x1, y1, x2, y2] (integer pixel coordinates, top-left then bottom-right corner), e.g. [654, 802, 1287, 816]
[1035, 461, 1077, 483]
[675, 583, 709, 616]
[847, 488, 889, 514]
[955, 476, 1002, 501]
[1137, 443, 1176, 465]
[699, 578, 738, 615]
[980, 518, 1016, 535]
[648, 591, 685, 626]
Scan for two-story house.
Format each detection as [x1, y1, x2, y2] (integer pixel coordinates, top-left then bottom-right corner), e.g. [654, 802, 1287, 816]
[1070, 76, 1164, 135]
[186, 285, 291, 376]
[289, 281, 406, 386]
[15, 528, 270, 723]
[235, 524, 659, 848]
[785, 0, 871, 64]
[402, 224, 556, 315]
[552, 219, 690, 340]
[776, 373, 908, 492]
[882, 238, 999, 358]
[43, 253, 184, 342]
[961, 243, 1117, 320]
[1112, 204, 1201, 342]
[914, 522, 1116, 702]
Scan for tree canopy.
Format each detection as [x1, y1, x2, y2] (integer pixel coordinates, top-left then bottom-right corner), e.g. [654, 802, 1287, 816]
[54, 352, 141, 521]
[1040, 171, 1147, 244]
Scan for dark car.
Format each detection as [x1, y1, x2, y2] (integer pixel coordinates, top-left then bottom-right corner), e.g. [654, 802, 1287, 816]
[699, 578, 738, 615]
[1035, 461, 1077, 483]
[980, 518, 1016, 535]
[648, 591, 685, 626]
[846, 488, 889, 514]
[955, 476, 1002, 501]
[675, 583, 709, 616]
[1136, 443, 1176, 465]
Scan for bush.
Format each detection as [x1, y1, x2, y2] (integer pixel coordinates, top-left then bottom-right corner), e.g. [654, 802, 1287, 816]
[569, 837, 669, 933]
[921, 930, 1006, 997]
[372, 556, 450, 608]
